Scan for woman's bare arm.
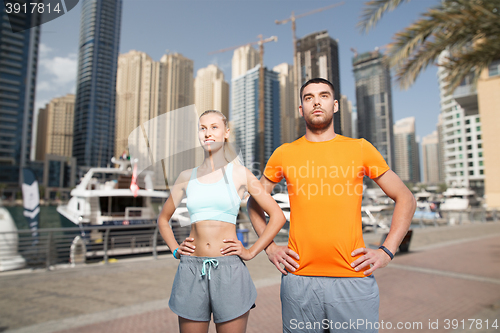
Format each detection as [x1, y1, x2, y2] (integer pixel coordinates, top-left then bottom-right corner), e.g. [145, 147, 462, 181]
[157, 170, 194, 257]
[221, 168, 286, 260]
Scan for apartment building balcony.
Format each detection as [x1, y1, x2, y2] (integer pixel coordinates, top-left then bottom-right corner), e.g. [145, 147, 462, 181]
[453, 83, 478, 115]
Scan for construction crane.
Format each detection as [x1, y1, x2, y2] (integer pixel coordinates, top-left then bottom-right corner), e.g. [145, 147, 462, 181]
[350, 47, 358, 58]
[350, 44, 388, 61]
[275, 1, 344, 138]
[209, 35, 278, 171]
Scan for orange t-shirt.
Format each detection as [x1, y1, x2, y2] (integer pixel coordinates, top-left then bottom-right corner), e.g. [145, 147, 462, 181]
[263, 135, 390, 277]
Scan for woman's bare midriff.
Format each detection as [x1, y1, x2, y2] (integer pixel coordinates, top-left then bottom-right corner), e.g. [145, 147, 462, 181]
[188, 220, 238, 257]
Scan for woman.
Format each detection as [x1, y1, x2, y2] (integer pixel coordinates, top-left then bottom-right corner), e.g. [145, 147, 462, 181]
[158, 110, 285, 333]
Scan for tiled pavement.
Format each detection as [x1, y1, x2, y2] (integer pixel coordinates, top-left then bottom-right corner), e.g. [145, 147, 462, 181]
[1, 221, 500, 333]
[377, 235, 500, 333]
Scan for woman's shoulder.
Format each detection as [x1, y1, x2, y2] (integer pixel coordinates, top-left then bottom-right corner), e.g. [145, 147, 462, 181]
[231, 163, 246, 174]
[177, 168, 195, 183]
[231, 163, 256, 182]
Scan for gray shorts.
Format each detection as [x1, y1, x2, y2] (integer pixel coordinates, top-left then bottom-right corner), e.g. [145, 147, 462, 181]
[169, 255, 257, 323]
[281, 273, 379, 333]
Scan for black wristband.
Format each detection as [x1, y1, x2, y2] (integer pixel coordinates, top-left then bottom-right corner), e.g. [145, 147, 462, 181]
[379, 246, 394, 260]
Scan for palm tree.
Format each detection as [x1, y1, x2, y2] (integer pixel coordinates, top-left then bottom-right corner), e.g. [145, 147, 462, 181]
[358, 0, 500, 92]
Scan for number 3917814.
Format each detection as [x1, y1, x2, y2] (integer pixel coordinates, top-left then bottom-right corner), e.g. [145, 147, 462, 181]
[5, 2, 62, 14]
[444, 319, 498, 330]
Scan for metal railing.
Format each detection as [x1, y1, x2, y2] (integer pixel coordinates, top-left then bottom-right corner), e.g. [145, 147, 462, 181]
[0, 224, 170, 269]
[412, 207, 497, 227]
[361, 207, 497, 230]
[1, 208, 497, 271]
[0, 220, 258, 270]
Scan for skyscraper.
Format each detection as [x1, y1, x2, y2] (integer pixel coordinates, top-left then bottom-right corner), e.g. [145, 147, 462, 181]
[73, 0, 122, 168]
[351, 105, 358, 139]
[393, 117, 420, 183]
[157, 53, 195, 185]
[231, 45, 260, 124]
[120, 51, 196, 190]
[296, 31, 341, 135]
[115, 50, 160, 159]
[339, 94, 353, 138]
[437, 51, 484, 194]
[231, 65, 280, 171]
[0, 7, 41, 186]
[353, 49, 395, 169]
[436, 114, 446, 183]
[421, 130, 441, 184]
[272, 63, 296, 143]
[35, 94, 75, 161]
[194, 64, 229, 118]
[231, 45, 259, 81]
[159, 53, 194, 113]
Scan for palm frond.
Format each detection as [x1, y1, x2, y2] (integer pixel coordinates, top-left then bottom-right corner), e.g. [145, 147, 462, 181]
[357, 0, 409, 33]
[382, 0, 500, 91]
[443, 37, 500, 91]
[394, 37, 447, 90]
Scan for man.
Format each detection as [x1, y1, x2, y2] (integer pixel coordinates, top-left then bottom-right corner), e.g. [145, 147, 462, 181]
[248, 78, 416, 332]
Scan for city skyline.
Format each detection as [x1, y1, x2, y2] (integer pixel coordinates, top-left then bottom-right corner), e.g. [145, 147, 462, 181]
[35, 0, 442, 144]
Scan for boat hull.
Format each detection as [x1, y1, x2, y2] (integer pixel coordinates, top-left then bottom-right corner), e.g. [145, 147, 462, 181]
[0, 207, 26, 271]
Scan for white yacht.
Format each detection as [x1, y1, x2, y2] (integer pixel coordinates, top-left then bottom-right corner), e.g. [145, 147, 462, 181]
[57, 158, 169, 227]
[0, 204, 26, 271]
[361, 205, 390, 231]
[415, 190, 432, 210]
[413, 190, 441, 219]
[440, 188, 478, 211]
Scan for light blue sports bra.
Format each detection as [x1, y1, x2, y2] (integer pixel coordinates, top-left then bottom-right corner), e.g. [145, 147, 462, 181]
[186, 163, 242, 224]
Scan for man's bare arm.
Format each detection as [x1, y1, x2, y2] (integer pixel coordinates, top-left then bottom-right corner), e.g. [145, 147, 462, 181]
[247, 176, 299, 274]
[351, 170, 416, 275]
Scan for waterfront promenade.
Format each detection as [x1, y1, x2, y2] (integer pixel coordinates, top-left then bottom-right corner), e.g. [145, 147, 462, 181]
[1, 221, 499, 333]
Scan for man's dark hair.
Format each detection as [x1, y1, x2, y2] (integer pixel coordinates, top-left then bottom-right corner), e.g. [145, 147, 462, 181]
[300, 78, 336, 103]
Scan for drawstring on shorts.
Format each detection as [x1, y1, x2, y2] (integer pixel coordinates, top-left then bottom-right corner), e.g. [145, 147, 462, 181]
[200, 259, 219, 280]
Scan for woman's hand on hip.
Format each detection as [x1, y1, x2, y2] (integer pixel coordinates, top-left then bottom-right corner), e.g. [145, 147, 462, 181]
[178, 237, 196, 257]
[220, 239, 253, 260]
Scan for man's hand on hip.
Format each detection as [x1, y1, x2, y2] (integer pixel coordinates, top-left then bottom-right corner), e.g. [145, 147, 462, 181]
[265, 243, 300, 275]
[350, 247, 392, 275]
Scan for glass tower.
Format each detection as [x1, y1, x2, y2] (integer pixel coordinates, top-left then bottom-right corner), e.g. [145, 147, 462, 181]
[231, 65, 281, 172]
[73, 0, 122, 168]
[353, 50, 395, 169]
[0, 5, 41, 185]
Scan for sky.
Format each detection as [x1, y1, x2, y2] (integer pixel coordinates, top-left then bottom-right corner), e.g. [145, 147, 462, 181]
[35, 0, 443, 145]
